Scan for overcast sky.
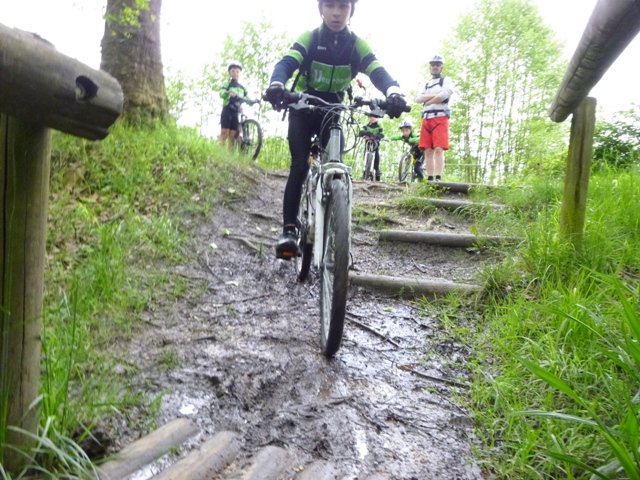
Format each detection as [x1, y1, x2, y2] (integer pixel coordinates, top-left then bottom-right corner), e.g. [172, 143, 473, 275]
[2, 0, 639, 118]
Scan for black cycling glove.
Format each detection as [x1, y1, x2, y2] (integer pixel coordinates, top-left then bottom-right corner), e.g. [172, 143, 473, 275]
[385, 94, 408, 119]
[263, 83, 285, 110]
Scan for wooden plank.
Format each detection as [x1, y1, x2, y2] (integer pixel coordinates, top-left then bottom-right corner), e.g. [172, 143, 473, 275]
[0, 115, 51, 472]
[98, 418, 199, 480]
[0, 23, 123, 140]
[242, 445, 290, 480]
[402, 196, 506, 212]
[549, 0, 640, 122]
[349, 272, 481, 296]
[152, 430, 240, 480]
[379, 230, 522, 247]
[559, 97, 596, 246]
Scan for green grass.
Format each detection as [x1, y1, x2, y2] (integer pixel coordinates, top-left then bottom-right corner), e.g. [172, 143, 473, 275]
[1, 120, 255, 478]
[467, 167, 640, 479]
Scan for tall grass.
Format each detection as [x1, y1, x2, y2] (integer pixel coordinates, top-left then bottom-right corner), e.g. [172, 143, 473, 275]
[1, 120, 252, 478]
[471, 167, 640, 479]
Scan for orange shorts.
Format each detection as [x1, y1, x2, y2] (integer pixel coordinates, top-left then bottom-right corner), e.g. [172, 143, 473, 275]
[418, 116, 449, 150]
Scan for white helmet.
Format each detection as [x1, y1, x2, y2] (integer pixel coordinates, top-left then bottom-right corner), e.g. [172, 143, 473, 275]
[399, 118, 413, 129]
[429, 54, 444, 65]
[227, 61, 243, 71]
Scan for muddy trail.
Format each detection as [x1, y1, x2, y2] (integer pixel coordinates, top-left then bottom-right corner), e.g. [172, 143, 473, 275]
[118, 169, 497, 479]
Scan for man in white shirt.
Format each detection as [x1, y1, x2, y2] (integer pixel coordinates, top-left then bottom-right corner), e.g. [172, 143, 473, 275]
[415, 54, 454, 181]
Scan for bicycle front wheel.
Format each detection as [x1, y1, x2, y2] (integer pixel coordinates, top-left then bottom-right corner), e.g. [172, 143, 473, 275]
[363, 152, 374, 181]
[296, 176, 313, 282]
[398, 152, 412, 183]
[319, 177, 350, 358]
[240, 119, 263, 160]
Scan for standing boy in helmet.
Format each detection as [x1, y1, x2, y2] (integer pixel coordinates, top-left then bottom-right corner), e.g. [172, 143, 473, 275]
[389, 118, 424, 181]
[264, 0, 408, 259]
[219, 61, 259, 150]
[415, 54, 454, 181]
[358, 112, 385, 181]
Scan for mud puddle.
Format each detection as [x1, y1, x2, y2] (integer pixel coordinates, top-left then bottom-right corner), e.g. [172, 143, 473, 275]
[120, 170, 489, 479]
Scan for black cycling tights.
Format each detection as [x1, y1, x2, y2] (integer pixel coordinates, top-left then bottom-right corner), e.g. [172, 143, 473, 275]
[282, 109, 334, 227]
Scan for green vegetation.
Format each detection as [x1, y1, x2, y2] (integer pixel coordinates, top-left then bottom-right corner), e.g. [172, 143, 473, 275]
[451, 167, 640, 479]
[1, 121, 253, 478]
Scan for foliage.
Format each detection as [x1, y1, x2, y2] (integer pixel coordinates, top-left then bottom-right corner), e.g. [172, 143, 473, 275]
[183, 20, 290, 135]
[104, 0, 150, 37]
[0, 121, 253, 477]
[593, 106, 640, 171]
[470, 168, 640, 478]
[443, 0, 568, 183]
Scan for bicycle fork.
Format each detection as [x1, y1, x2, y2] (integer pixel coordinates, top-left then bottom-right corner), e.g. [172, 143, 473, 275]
[312, 127, 352, 268]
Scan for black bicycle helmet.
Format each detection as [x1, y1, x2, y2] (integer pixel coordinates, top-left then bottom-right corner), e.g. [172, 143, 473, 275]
[317, 0, 357, 17]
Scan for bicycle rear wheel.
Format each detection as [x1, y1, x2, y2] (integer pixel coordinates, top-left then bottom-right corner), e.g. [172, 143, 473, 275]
[296, 176, 313, 282]
[240, 119, 263, 160]
[398, 152, 412, 183]
[319, 177, 350, 358]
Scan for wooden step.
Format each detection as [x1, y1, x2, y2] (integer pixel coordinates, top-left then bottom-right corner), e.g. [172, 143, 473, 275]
[349, 271, 481, 296]
[241, 445, 291, 480]
[403, 196, 507, 212]
[378, 229, 522, 247]
[98, 418, 199, 480]
[152, 430, 240, 480]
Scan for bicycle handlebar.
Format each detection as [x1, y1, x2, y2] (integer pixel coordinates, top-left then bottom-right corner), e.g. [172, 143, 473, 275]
[265, 90, 409, 118]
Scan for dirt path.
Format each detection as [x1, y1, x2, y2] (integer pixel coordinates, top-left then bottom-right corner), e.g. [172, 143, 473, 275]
[123, 169, 491, 479]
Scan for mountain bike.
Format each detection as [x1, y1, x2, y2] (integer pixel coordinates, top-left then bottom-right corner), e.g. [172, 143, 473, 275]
[398, 148, 425, 183]
[359, 133, 382, 181]
[278, 91, 407, 357]
[236, 102, 263, 160]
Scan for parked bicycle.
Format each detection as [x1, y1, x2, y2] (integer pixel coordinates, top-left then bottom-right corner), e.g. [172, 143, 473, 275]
[236, 101, 263, 160]
[278, 91, 407, 357]
[359, 133, 383, 181]
[398, 147, 425, 183]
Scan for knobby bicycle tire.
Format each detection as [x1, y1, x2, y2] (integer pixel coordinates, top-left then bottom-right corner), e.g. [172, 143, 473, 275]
[240, 119, 263, 160]
[398, 152, 412, 183]
[319, 177, 350, 358]
[363, 152, 375, 181]
[296, 175, 313, 282]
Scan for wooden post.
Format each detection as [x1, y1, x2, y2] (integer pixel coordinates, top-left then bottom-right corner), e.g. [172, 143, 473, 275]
[0, 23, 122, 473]
[559, 97, 596, 247]
[0, 114, 51, 470]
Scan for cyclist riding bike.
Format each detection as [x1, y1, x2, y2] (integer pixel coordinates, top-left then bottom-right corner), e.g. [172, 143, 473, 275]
[263, 0, 408, 260]
[358, 112, 385, 181]
[390, 118, 424, 181]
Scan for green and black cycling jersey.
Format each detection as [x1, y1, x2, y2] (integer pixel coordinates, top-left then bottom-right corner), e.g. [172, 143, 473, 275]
[389, 131, 418, 146]
[390, 132, 422, 159]
[220, 79, 254, 111]
[359, 122, 384, 140]
[270, 24, 399, 103]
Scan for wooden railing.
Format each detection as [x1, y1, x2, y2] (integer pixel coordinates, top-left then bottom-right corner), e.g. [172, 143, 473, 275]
[0, 22, 123, 473]
[549, 0, 640, 245]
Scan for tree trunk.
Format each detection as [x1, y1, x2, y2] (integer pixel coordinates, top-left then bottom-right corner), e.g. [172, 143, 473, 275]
[100, 0, 168, 122]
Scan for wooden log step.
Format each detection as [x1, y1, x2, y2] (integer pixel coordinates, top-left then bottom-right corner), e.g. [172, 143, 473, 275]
[241, 445, 291, 480]
[98, 418, 199, 480]
[402, 196, 506, 212]
[379, 230, 522, 247]
[422, 180, 504, 194]
[152, 430, 240, 480]
[349, 272, 481, 296]
[295, 460, 337, 479]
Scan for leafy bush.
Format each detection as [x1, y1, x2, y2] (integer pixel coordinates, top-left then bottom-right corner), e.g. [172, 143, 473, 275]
[593, 107, 640, 170]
